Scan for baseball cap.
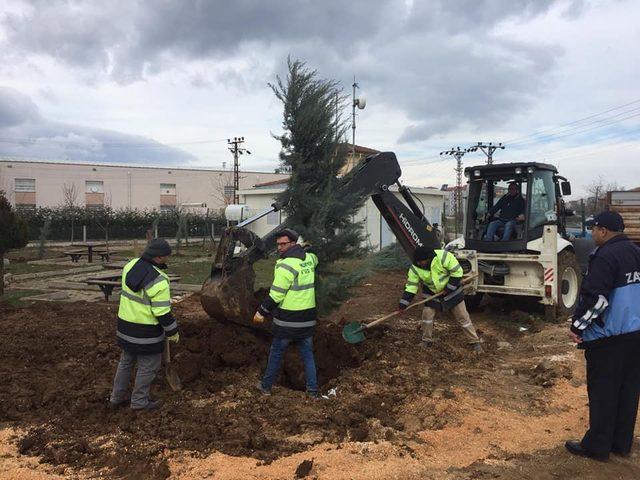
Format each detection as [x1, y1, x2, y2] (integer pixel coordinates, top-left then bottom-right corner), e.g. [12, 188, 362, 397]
[593, 211, 625, 232]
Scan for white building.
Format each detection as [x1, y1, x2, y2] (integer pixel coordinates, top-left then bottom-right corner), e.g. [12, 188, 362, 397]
[0, 158, 288, 211]
[238, 179, 445, 251]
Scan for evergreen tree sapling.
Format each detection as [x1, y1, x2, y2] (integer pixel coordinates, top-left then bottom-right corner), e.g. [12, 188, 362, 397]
[270, 58, 368, 312]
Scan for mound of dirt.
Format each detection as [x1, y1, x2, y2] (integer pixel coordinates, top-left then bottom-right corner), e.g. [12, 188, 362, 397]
[0, 270, 564, 478]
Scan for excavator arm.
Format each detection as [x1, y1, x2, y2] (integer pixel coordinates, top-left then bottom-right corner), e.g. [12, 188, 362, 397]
[200, 152, 440, 326]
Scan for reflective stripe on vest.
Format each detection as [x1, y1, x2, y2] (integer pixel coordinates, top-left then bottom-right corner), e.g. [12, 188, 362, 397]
[117, 258, 172, 326]
[269, 252, 317, 311]
[405, 249, 463, 294]
[273, 318, 317, 328]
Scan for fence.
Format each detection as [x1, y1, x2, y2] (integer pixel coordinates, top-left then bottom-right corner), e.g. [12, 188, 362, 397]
[16, 206, 227, 242]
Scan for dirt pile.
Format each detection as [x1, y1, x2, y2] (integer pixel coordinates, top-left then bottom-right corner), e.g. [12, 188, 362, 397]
[1, 271, 601, 479]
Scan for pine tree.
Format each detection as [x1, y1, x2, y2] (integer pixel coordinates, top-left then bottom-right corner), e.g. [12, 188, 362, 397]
[0, 191, 28, 296]
[270, 58, 369, 313]
[270, 58, 367, 265]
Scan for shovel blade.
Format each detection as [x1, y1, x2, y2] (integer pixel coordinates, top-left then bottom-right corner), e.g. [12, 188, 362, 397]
[165, 366, 182, 391]
[342, 322, 366, 344]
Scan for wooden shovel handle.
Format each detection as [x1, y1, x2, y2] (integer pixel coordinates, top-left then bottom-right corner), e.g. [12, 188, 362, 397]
[363, 273, 478, 330]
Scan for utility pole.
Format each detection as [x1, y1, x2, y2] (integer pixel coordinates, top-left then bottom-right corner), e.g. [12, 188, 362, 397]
[227, 137, 251, 204]
[440, 147, 468, 236]
[467, 142, 505, 164]
[351, 77, 366, 159]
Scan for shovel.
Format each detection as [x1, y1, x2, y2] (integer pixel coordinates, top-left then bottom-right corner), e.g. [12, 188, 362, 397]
[342, 273, 477, 344]
[163, 339, 182, 391]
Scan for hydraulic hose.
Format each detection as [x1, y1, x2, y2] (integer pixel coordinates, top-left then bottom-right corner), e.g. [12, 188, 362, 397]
[478, 260, 510, 277]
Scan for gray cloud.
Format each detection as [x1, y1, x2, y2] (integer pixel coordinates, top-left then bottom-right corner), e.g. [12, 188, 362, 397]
[2, 0, 585, 142]
[0, 86, 41, 127]
[0, 88, 194, 164]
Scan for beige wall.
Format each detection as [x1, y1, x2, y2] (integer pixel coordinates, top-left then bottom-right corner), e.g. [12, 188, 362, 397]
[238, 186, 445, 251]
[0, 160, 288, 211]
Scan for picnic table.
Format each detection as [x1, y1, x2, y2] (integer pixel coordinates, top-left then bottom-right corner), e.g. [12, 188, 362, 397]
[86, 271, 181, 301]
[68, 242, 108, 263]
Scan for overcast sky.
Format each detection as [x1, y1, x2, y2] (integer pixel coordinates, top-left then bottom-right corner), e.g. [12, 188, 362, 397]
[0, 0, 638, 196]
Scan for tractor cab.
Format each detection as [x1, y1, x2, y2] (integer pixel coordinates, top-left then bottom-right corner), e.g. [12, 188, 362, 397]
[463, 162, 572, 253]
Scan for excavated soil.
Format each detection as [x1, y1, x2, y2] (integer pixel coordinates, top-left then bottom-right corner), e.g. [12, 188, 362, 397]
[1, 270, 639, 479]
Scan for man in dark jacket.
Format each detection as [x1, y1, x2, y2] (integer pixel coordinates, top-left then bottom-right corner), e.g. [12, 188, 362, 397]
[565, 211, 640, 460]
[109, 238, 179, 411]
[483, 182, 526, 241]
[253, 229, 319, 398]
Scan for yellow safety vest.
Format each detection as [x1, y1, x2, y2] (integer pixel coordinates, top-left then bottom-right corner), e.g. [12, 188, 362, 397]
[269, 252, 318, 313]
[118, 258, 172, 326]
[404, 249, 463, 295]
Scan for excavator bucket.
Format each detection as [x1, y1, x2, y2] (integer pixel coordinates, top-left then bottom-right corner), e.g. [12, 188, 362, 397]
[200, 226, 270, 329]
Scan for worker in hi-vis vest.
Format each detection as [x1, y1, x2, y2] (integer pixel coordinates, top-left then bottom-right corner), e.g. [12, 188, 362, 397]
[109, 238, 179, 411]
[253, 229, 319, 398]
[399, 246, 483, 353]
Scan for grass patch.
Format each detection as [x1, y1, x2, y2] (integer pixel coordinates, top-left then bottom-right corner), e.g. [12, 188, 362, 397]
[6, 262, 74, 276]
[0, 289, 46, 306]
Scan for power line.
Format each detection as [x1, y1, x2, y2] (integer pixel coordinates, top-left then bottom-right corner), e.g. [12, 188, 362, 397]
[503, 97, 640, 145]
[508, 108, 640, 148]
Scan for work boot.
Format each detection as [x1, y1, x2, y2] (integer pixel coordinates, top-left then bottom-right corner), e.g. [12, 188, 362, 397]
[420, 339, 434, 348]
[255, 382, 271, 396]
[132, 399, 163, 411]
[307, 390, 319, 399]
[108, 399, 127, 411]
[565, 440, 608, 461]
[472, 343, 484, 354]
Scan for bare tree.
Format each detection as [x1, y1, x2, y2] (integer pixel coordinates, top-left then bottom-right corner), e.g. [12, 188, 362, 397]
[584, 176, 625, 215]
[61, 182, 79, 241]
[210, 170, 236, 207]
[61, 182, 79, 207]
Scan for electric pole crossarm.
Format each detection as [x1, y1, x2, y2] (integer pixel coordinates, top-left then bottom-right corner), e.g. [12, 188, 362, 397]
[227, 136, 252, 205]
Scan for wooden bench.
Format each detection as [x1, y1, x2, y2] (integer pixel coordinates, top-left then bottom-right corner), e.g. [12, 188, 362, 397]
[63, 250, 86, 263]
[86, 279, 121, 301]
[64, 250, 111, 263]
[86, 273, 181, 301]
[93, 250, 112, 262]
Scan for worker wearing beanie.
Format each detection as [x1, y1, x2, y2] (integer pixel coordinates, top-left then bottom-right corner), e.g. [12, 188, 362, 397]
[399, 246, 483, 353]
[109, 238, 179, 411]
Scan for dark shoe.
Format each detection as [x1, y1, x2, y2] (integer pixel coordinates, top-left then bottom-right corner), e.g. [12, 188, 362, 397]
[472, 343, 484, 354]
[108, 399, 127, 411]
[132, 399, 163, 411]
[255, 382, 271, 396]
[420, 339, 434, 348]
[307, 391, 319, 399]
[565, 440, 608, 461]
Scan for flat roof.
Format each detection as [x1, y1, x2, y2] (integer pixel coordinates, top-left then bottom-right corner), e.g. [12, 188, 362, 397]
[0, 157, 289, 176]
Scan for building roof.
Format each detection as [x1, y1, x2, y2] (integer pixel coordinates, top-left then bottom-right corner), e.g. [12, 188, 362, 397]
[253, 178, 290, 188]
[0, 157, 288, 176]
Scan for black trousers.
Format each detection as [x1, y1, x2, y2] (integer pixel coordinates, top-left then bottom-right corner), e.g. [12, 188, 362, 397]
[581, 338, 640, 457]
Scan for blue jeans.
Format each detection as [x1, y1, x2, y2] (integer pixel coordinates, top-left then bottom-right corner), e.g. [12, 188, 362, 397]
[261, 336, 318, 394]
[484, 219, 517, 241]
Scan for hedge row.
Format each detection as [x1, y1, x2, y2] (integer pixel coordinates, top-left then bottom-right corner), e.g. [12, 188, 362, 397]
[16, 206, 227, 242]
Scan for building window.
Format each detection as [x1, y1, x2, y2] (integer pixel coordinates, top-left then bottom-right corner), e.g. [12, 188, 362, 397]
[85, 180, 105, 207]
[267, 210, 280, 226]
[160, 183, 177, 209]
[160, 183, 176, 195]
[85, 181, 104, 193]
[15, 178, 36, 192]
[14, 178, 36, 208]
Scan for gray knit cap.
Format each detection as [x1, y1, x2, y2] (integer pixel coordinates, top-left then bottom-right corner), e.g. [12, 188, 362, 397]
[144, 238, 172, 257]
